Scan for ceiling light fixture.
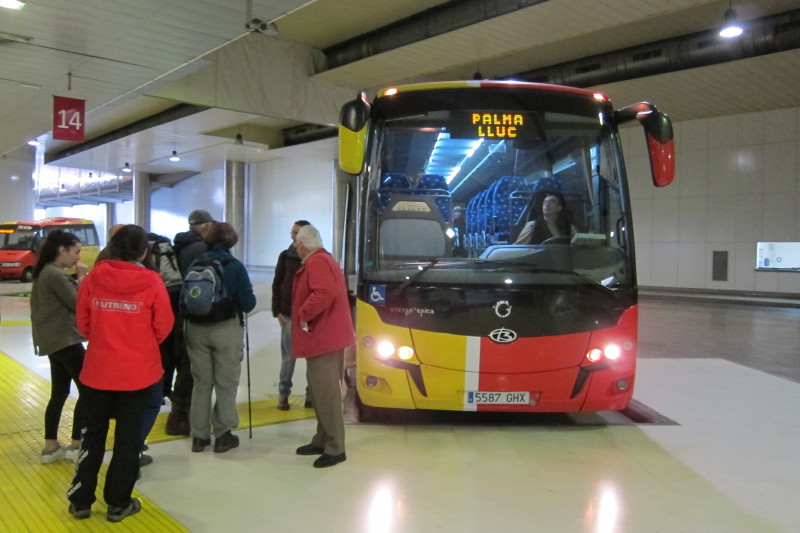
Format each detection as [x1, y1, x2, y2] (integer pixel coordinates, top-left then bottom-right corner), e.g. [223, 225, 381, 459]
[719, 2, 743, 38]
[0, 0, 26, 10]
[122, 162, 132, 173]
[169, 150, 181, 162]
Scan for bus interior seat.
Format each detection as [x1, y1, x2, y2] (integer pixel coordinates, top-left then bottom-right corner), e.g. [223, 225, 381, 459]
[378, 172, 410, 211]
[378, 195, 452, 259]
[414, 174, 451, 220]
[490, 176, 526, 242]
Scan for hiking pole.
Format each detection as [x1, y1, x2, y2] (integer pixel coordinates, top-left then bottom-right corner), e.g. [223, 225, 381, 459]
[244, 314, 252, 438]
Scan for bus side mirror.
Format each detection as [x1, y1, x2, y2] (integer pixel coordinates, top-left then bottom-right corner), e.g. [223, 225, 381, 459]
[642, 112, 675, 187]
[615, 102, 675, 188]
[338, 91, 371, 175]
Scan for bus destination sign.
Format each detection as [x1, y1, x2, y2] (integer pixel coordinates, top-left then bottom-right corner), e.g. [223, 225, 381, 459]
[450, 111, 527, 139]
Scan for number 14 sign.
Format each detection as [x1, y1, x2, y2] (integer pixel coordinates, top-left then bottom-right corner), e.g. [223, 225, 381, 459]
[52, 96, 85, 142]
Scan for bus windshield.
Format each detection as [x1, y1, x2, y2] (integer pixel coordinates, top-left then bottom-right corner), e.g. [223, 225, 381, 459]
[362, 87, 631, 291]
[0, 225, 39, 251]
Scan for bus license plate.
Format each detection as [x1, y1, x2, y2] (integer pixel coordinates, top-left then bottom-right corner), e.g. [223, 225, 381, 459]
[466, 391, 530, 405]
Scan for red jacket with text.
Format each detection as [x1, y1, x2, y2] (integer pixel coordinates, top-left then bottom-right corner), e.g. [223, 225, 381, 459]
[291, 248, 355, 358]
[77, 260, 174, 390]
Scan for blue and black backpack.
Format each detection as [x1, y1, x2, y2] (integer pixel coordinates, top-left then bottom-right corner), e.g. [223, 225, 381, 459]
[181, 257, 237, 322]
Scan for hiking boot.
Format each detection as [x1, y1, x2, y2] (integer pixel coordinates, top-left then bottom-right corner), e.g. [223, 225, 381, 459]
[213, 431, 239, 453]
[165, 412, 191, 436]
[107, 498, 141, 523]
[277, 396, 290, 411]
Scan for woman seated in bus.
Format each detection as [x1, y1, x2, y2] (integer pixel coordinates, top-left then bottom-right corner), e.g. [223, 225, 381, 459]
[514, 191, 576, 244]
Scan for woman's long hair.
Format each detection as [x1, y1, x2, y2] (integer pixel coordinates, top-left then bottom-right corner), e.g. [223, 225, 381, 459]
[108, 224, 150, 264]
[525, 191, 573, 244]
[32, 229, 80, 280]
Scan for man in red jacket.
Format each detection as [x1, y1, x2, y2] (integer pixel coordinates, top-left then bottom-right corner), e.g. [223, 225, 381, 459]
[291, 225, 354, 468]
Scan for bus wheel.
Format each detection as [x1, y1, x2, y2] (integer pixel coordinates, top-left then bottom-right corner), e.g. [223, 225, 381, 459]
[20, 268, 33, 283]
[355, 391, 377, 423]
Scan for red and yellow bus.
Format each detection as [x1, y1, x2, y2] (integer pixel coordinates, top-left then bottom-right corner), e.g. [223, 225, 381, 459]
[338, 81, 674, 414]
[0, 218, 99, 282]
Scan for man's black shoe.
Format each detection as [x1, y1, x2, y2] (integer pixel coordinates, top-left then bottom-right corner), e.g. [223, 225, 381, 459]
[214, 431, 239, 453]
[304, 398, 313, 409]
[191, 438, 211, 452]
[313, 453, 346, 468]
[107, 498, 141, 523]
[295, 443, 325, 455]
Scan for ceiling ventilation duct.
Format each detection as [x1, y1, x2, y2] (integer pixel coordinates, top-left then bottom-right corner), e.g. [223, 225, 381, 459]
[509, 8, 800, 87]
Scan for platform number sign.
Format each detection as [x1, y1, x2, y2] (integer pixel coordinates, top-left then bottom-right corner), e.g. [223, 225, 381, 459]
[52, 96, 85, 142]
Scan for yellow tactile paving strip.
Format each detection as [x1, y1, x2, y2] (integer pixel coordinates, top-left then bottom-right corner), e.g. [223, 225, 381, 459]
[0, 348, 313, 531]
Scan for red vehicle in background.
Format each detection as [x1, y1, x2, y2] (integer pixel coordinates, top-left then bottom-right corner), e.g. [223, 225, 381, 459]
[0, 217, 99, 283]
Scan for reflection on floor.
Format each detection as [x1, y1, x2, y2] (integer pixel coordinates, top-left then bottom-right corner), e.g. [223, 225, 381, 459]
[2, 279, 800, 532]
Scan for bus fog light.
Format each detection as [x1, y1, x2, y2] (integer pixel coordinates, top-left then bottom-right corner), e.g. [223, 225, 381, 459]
[376, 341, 395, 359]
[366, 376, 378, 387]
[397, 345, 414, 360]
[604, 344, 621, 360]
[586, 348, 603, 363]
[616, 378, 630, 391]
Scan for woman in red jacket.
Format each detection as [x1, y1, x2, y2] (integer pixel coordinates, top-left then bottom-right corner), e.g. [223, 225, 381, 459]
[291, 224, 355, 468]
[67, 225, 174, 523]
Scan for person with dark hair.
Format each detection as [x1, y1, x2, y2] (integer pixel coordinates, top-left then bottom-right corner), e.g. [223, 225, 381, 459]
[30, 229, 88, 464]
[166, 209, 216, 436]
[292, 225, 355, 468]
[514, 192, 576, 244]
[67, 224, 173, 523]
[271, 219, 313, 410]
[185, 221, 256, 454]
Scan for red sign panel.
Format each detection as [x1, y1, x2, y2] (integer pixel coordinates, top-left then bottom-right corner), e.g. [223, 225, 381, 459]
[52, 96, 85, 142]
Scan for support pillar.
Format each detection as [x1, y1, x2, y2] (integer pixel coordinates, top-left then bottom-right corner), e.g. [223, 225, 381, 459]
[224, 160, 247, 261]
[132, 171, 151, 231]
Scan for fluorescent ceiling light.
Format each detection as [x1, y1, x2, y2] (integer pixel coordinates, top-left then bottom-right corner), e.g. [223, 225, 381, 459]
[0, 0, 26, 10]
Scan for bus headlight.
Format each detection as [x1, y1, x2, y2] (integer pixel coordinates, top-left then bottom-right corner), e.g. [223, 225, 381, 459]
[586, 348, 603, 363]
[376, 341, 395, 359]
[604, 344, 621, 360]
[396, 345, 415, 360]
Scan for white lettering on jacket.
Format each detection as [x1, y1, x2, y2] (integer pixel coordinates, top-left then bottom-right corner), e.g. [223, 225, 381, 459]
[92, 298, 141, 313]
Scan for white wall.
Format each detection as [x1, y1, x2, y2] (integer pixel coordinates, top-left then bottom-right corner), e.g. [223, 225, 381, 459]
[151, 169, 225, 242]
[0, 146, 35, 222]
[247, 139, 336, 268]
[146, 138, 336, 268]
[626, 106, 800, 293]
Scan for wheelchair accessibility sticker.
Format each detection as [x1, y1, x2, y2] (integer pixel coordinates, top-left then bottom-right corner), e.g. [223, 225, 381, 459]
[369, 285, 386, 304]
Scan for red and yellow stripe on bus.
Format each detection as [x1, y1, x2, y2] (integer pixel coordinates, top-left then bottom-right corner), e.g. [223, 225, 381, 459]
[355, 300, 637, 413]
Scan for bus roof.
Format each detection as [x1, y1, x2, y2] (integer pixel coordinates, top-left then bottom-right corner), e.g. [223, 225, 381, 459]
[376, 80, 607, 101]
[0, 217, 93, 226]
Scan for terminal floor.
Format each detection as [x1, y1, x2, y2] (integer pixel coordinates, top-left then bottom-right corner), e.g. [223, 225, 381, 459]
[1, 278, 799, 532]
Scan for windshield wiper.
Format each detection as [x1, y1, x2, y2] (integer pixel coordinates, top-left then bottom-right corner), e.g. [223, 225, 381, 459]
[518, 268, 618, 298]
[390, 258, 440, 296]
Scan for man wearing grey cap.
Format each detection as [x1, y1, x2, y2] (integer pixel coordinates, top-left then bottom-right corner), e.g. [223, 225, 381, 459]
[165, 209, 216, 435]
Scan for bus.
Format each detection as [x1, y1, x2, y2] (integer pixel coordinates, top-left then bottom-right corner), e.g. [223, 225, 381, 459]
[0, 218, 100, 282]
[337, 81, 674, 414]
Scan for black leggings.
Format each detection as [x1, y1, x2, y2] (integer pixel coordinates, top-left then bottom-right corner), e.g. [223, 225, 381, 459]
[44, 344, 86, 441]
